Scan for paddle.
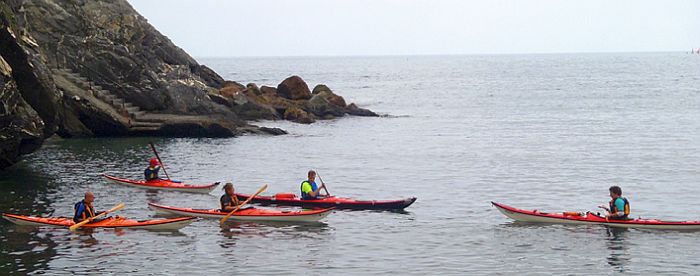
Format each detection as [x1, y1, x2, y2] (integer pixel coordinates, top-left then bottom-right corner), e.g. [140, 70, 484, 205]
[316, 171, 331, 196]
[219, 184, 268, 224]
[149, 142, 170, 180]
[69, 203, 125, 231]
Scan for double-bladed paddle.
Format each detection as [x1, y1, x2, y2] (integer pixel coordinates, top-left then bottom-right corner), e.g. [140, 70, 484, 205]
[69, 202, 125, 231]
[149, 142, 171, 180]
[316, 171, 331, 196]
[219, 184, 268, 224]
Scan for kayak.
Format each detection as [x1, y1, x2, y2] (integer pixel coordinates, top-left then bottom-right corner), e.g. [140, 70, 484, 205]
[102, 174, 219, 194]
[492, 202, 700, 230]
[2, 214, 196, 230]
[148, 202, 333, 222]
[234, 193, 417, 210]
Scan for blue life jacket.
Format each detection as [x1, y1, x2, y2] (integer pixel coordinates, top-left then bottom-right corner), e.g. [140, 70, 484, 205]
[144, 166, 160, 181]
[73, 200, 95, 223]
[300, 180, 318, 200]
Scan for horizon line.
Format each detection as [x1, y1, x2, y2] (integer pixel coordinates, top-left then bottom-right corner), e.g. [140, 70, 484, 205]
[194, 49, 697, 59]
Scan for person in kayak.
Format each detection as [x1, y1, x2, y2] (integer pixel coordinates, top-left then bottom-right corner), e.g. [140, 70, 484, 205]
[73, 192, 97, 223]
[144, 157, 161, 181]
[220, 182, 242, 212]
[300, 170, 327, 200]
[598, 186, 630, 219]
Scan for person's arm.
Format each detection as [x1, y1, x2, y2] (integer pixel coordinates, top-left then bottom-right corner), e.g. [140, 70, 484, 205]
[307, 184, 326, 198]
[75, 204, 86, 221]
[610, 199, 626, 218]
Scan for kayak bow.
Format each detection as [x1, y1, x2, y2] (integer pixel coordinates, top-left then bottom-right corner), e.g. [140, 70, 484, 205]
[149, 203, 333, 222]
[492, 202, 700, 230]
[102, 174, 219, 194]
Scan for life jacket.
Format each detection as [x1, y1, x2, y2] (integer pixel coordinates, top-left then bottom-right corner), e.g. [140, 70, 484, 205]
[220, 194, 239, 211]
[300, 180, 318, 200]
[144, 166, 160, 181]
[609, 197, 630, 219]
[73, 200, 95, 223]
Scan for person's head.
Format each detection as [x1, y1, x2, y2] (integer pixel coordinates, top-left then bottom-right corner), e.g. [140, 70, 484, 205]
[84, 192, 95, 204]
[149, 158, 159, 167]
[308, 170, 316, 181]
[609, 186, 622, 198]
[223, 182, 234, 195]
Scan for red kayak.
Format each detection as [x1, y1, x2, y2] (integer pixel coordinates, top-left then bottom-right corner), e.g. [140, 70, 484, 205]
[492, 202, 700, 230]
[148, 203, 332, 222]
[102, 174, 219, 194]
[2, 214, 196, 230]
[234, 193, 417, 210]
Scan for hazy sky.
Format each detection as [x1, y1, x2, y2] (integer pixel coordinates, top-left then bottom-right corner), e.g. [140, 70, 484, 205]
[128, 0, 699, 57]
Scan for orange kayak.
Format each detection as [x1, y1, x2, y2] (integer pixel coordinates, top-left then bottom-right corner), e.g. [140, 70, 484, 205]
[2, 213, 196, 230]
[102, 174, 219, 193]
[148, 202, 333, 222]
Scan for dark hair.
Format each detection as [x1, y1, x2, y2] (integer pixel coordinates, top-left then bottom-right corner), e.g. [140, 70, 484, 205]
[222, 182, 233, 191]
[609, 186, 622, 196]
[308, 170, 316, 177]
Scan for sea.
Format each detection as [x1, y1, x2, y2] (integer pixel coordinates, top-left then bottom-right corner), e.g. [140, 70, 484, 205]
[1, 53, 699, 275]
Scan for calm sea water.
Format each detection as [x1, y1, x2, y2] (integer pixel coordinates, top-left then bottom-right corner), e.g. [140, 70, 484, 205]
[1, 53, 699, 275]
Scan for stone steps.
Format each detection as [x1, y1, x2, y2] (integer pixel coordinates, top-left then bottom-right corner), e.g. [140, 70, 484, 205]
[55, 68, 147, 120]
[130, 121, 162, 128]
[128, 126, 161, 132]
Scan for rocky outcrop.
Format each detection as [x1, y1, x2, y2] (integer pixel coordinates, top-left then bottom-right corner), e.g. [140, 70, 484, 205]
[0, 55, 45, 168]
[0, 0, 375, 169]
[213, 76, 378, 123]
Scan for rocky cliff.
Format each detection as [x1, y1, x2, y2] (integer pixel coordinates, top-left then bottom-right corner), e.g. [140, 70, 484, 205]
[0, 0, 376, 169]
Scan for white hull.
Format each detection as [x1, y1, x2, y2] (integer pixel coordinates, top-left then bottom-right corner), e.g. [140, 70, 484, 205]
[105, 178, 216, 194]
[150, 205, 331, 222]
[494, 204, 700, 230]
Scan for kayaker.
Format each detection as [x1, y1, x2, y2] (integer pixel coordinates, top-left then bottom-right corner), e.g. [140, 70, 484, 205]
[300, 170, 326, 200]
[220, 182, 241, 212]
[144, 157, 161, 181]
[598, 186, 630, 219]
[73, 192, 96, 223]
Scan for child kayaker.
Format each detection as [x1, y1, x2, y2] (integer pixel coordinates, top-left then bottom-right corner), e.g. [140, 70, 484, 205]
[144, 157, 160, 181]
[598, 186, 630, 219]
[220, 182, 241, 212]
[300, 170, 326, 200]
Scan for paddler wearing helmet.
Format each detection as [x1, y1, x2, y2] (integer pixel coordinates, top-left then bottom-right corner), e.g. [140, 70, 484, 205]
[220, 182, 242, 212]
[144, 157, 161, 181]
[598, 186, 630, 219]
[300, 170, 326, 200]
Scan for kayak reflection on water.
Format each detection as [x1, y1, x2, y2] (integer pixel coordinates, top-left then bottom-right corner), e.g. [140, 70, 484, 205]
[218, 220, 330, 248]
[605, 227, 630, 272]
